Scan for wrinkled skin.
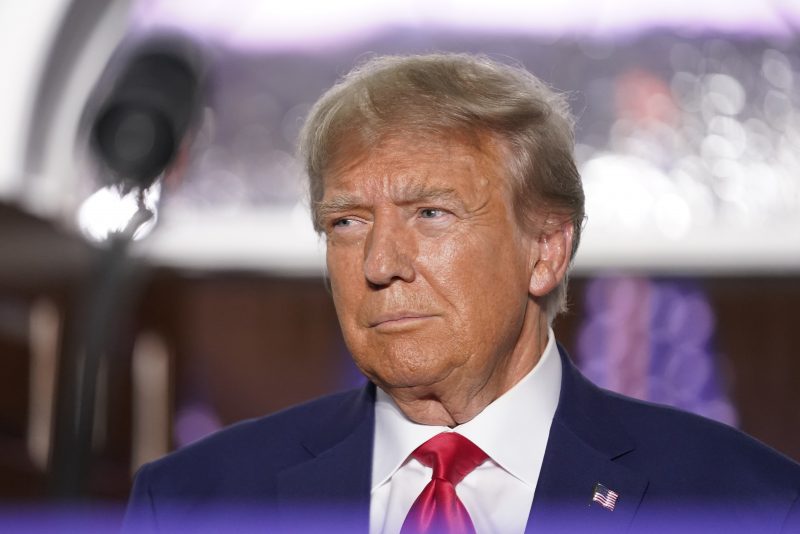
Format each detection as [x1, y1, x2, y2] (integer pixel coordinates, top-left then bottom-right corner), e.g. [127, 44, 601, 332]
[319, 135, 572, 426]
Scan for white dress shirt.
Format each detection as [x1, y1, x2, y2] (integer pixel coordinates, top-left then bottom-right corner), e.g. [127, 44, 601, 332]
[369, 330, 562, 534]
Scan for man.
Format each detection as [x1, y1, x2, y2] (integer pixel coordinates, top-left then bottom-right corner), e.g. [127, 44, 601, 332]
[124, 54, 800, 533]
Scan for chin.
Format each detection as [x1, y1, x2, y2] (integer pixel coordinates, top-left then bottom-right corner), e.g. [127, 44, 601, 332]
[358, 353, 457, 391]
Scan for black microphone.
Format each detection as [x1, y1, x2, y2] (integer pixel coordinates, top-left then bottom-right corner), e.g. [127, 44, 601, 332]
[91, 43, 202, 190]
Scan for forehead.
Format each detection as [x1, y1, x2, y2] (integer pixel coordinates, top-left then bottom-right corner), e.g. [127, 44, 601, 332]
[322, 134, 508, 200]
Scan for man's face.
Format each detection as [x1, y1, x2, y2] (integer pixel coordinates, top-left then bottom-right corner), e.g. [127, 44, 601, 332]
[319, 134, 538, 402]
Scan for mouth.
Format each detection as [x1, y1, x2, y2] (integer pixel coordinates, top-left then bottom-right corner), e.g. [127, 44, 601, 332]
[368, 312, 435, 330]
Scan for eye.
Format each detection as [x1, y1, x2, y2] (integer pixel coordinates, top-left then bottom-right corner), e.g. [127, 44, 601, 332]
[329, 217, 366, 235]
[419, 208, 446, 219]
[333, 218, 355, 228]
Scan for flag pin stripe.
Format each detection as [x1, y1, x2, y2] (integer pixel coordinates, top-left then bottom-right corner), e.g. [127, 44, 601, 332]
[592, 482, 619, 511]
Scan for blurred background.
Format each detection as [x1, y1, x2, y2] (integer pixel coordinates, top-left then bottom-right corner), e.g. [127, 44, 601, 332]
[1, 0, 799, 528]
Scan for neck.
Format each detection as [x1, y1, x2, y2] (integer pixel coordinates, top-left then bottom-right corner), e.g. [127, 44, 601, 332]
[386, 310, 550, 426]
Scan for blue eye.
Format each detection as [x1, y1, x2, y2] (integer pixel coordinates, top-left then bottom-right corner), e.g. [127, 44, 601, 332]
[333, 218, 354, 227]
[419, 208, 444, 218]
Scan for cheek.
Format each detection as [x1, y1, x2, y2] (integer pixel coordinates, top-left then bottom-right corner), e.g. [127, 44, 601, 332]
[420, 229, 528, 293]
[417, 233, 477, 283]
[418, 232, 530, 333]
[327, 249, 363, 321]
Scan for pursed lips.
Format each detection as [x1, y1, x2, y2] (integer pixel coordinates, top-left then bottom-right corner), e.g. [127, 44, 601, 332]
[368, 311, 436, 328]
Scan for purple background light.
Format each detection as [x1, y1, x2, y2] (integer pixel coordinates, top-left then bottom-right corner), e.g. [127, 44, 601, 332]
[578, 277, 737, 426]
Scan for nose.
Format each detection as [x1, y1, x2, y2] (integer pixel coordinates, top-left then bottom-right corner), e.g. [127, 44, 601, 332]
[363, 214, 416, 287]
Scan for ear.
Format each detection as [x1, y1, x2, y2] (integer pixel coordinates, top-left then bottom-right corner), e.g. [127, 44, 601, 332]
[529, 221, 574, 297]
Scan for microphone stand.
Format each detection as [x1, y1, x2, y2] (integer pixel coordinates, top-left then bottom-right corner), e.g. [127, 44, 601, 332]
[49, 188, 155, 498]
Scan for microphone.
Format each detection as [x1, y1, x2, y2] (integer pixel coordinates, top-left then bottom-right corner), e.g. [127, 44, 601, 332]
[90, 41, 203, 191]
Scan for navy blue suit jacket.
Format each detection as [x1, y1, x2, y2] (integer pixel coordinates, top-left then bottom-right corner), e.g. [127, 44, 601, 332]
[124, 348, 800, 533]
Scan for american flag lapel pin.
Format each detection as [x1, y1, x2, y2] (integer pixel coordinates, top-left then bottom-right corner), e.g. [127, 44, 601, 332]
[591, 482, 619, 511]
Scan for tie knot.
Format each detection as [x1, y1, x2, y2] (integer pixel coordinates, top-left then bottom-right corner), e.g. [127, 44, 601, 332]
[411, 432, 488, 485]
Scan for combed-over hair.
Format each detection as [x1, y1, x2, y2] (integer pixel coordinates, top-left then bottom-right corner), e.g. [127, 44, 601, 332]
[298, 53, 585, 323]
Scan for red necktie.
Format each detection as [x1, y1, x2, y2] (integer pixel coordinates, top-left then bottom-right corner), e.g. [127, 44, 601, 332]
[400, 432, 488, 534]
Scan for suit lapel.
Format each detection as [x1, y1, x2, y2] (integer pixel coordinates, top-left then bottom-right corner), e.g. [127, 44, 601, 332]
[276, 384, 375, 532]
[526, 347, 649, 533]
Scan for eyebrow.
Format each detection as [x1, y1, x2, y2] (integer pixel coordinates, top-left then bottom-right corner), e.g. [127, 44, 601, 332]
[395, 184, 460, 206]
[315, 194, 364, 221]
[316, 185, 461, 219]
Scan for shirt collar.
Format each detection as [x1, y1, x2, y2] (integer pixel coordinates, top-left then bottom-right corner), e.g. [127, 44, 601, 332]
[371, 329, 562, 491]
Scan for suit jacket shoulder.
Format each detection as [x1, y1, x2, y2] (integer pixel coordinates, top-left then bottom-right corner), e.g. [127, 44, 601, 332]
[531, 347, 800, 533]
[123, 385, 375, 532]
[604, 385, 800, 492]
